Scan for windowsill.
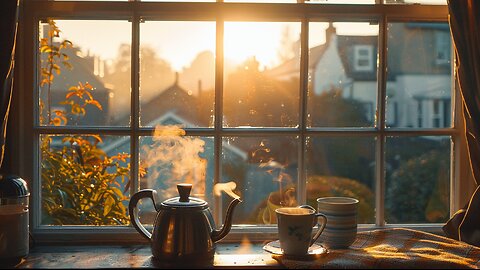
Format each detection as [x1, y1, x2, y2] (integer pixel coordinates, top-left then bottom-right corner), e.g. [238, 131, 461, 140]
[13, 243, 282, 269]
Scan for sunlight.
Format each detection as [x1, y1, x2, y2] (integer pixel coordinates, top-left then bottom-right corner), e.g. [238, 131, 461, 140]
[224, 22, 300, 70]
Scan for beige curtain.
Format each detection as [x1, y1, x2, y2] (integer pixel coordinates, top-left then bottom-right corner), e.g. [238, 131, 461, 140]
[443, 0, 480, 247]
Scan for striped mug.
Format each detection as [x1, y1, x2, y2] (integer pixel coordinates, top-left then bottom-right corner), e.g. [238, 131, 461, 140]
[316, 197, 359, 249]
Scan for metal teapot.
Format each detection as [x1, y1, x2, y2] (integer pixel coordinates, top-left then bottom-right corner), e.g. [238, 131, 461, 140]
[129, 183, 242, 262]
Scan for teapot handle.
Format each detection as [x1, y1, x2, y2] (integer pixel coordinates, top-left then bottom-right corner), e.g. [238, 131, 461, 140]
[129, 189, 157, 241]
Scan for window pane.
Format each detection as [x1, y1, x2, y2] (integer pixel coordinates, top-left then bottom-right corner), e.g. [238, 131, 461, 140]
[41, 135, 131, 226]
[385, 136, 450, 224]
[308, 0, 375, 3]
[139, 129, 214, 224]
[222, 136, 299, 224]
[225, 0, 296, 2]
[384, 0, 446, 4]
[305, 136, 376, 224]
[38, 20, 131, 127]
[308, 22, 378, 128]
[140, 21, 216, 128]
[386, 22, 452, 128]
[142, 0, 214, 2]
[223, 22, 301, 128]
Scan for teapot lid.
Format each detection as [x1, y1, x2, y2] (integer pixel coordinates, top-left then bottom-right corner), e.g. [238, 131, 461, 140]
[161, 183, 208, 208]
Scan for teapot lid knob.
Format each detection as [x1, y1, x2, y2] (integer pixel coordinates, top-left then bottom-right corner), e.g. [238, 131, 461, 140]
[177, 183, 192, 202]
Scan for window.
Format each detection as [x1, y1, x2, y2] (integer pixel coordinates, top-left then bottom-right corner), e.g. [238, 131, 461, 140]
[17, 0, 456, 242]
[435, 30, 451, 65]
[353, 45, 374, 72]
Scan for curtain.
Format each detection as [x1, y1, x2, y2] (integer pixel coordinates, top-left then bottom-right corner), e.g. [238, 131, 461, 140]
[0, 0, 20, 170]
[443, 0, 480, 247]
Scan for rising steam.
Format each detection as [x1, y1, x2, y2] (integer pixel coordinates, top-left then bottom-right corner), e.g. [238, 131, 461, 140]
[142, 125, 207, 199]
[213, 181, 240, 200]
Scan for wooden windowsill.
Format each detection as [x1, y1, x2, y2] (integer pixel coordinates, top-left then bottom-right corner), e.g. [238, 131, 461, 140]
[12, 244, 282, 269]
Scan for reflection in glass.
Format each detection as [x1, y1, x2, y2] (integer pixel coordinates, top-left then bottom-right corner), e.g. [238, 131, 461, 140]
[223, 22, 301, 128]
[139, 128, 214, 224]
[140, 21, 216, 128]
[386, 22, 452, 128]
[307, 22, 378, 128]
[40, 135, 131, 225]
[305, 136, 376, 224]
[385, 136, 450, 224]
[38, 20, 131, 127]
[221, 136, 299, 224]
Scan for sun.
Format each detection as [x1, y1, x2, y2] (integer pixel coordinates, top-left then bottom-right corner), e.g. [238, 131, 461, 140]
[224, 22, 299, 70]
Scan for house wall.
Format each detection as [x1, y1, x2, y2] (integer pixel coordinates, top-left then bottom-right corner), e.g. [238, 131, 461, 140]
[312, 35, 347, 95]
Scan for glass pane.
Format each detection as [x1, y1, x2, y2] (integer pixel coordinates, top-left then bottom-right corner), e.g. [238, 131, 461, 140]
[139, 127, 214, 224]
[222, 136, 299, 224]
[386, 22, 452, 128]
[38, 20, 131, 127]
[384, 0, 446, 4]
[305, 136, 376, 224]
[140, 21, 216, 128]
[308, 0, 375, 3]
[142, 0, 214, 1]
[308, 22, 378, 128]
[223, 22, 301, 128]
[225, 0, 296, 2]
[41, 135, 131, 225]
[385, 136, 450, 224]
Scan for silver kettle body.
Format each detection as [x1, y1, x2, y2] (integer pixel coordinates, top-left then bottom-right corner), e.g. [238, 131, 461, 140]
[129, 183, 241, 262]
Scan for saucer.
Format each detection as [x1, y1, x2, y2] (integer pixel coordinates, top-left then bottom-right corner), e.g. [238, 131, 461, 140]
[263, 240, 328, 260]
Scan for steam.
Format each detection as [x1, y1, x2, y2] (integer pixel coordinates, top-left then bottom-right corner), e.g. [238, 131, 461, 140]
[213, 181, 240, 200]
[253, 140, 297, 224]
[142, 125, 206, 199]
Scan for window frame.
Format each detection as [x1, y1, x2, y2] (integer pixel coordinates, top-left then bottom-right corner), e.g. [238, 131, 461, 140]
[14, 1, 465, 244]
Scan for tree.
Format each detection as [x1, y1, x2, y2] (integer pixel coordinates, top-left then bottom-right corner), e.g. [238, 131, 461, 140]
[386, 149, 449, 223]
[40, 20, 131, 225]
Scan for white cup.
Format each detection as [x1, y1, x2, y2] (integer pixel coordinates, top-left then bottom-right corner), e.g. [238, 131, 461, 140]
[316, 197, 359, 249]
[275, 205, 327, 256]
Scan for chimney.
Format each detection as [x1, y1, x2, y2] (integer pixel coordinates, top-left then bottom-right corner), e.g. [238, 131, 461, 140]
[174, 72, 179, 86]
[325, 22, 336, 45]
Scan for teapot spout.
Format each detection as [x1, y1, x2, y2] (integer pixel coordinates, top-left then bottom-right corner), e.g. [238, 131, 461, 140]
[211, 197, 242, 243]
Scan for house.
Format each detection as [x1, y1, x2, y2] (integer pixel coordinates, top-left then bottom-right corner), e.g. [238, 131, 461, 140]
[266, 22, 452, 128]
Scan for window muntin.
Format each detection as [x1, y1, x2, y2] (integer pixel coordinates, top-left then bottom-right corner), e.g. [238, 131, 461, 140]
[28, 2, 454, 234]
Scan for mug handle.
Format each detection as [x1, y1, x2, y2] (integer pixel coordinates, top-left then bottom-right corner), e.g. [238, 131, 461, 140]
[299, 205, 327, 246]
[128, 189, 157, 241]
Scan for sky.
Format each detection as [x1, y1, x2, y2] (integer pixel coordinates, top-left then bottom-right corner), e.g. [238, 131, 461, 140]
[54, 20, 379, 72]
